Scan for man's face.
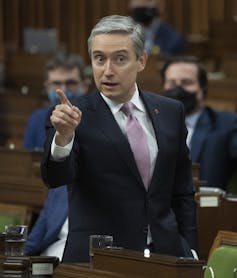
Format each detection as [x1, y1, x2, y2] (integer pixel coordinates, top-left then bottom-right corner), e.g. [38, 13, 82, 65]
[91, 33, 147, 103]
[45, 67, 83, 93]
[164, 62, 204, 107]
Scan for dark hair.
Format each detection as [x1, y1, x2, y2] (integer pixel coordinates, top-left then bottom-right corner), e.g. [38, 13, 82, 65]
[44, 52, 85, 80]
[160, 56, 208, 95]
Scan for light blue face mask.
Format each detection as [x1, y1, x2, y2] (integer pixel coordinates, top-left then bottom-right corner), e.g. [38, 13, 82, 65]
[47, 91, 83, 106]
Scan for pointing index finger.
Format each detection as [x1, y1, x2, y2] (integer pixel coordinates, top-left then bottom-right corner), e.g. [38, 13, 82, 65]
[56, 89, 73, 108]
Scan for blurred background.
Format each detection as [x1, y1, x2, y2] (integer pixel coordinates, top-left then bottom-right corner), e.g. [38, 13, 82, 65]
[0, 0, 236, 147]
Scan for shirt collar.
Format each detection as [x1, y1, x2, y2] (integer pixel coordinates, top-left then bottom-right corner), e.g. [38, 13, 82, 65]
[100, 83, 146, 115]
[185, 109, 202, 128]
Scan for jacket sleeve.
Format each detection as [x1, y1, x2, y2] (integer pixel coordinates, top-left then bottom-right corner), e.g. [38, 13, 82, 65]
[171, 102, 198, 251]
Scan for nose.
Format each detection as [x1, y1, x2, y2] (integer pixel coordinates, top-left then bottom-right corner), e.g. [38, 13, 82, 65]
[59, 83, 67, 91]
[175, 80, 182, 87]
[104, 60, 114, 76]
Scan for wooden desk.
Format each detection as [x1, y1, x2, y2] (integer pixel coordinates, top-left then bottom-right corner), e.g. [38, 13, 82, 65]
[0, 148, 47, 207]
[92, 249, 205, 278]
[196, 195, 237, 260]
[53, 264, 126, 278]
[0, 255, 59, 278]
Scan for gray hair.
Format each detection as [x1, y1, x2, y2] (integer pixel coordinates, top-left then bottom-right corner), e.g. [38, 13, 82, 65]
[87, 15, 145, 59]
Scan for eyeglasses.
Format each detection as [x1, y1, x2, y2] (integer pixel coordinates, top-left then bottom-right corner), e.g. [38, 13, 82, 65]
[48, 79, 80, 87]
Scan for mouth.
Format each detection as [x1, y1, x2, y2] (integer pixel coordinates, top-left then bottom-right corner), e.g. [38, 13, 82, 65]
[102, 82, 118, 90]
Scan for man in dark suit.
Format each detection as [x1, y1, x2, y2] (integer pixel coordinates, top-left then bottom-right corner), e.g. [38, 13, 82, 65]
[41, 15, 197, 263]
[128, 0, 185, 56]
[161, 55, 237, 190]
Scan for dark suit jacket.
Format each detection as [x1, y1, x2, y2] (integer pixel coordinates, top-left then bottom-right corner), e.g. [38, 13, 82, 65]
[191, 107, 237, 189]
[25, 186, 68, 255]
[154, 21, 185, 55]
[41, 90, 197, 262]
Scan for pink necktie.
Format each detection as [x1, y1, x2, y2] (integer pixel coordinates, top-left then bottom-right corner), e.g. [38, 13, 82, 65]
[121, 102, 151, 190]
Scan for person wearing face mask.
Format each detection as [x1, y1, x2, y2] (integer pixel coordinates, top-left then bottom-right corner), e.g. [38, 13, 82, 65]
[129, 0, 185, 56]
[161, 55, 237, 191]
[23, 52, 88, 260]
[23, 52, 87, 150]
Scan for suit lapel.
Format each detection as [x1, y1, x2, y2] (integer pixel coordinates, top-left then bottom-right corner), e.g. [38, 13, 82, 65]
[140, 92, 164, 187]
[88, 92, 143, 186]
[191, 108, 213, 162]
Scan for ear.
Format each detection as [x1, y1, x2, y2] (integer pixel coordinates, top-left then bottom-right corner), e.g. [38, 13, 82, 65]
[137, 51, 148, 73]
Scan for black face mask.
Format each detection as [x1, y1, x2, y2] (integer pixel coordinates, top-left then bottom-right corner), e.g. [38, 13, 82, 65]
[130, 7, 157, 26]
[164, 86, 198, 115]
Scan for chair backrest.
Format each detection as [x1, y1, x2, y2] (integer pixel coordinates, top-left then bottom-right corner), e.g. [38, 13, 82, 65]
[204, 230, 237, 278]
[226, 169, 237, 195]
[0, 202, 33, 232]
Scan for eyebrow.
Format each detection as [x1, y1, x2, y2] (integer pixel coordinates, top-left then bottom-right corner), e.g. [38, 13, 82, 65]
[92, 50, 128, 55]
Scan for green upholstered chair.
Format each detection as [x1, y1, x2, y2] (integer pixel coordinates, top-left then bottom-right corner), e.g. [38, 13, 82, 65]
[204, 245, 237, 278]
[0, 214, 22, 232]
[226, 169, 237, 195]
[204, 230, 237, 278]
[0, 203, 31, 232]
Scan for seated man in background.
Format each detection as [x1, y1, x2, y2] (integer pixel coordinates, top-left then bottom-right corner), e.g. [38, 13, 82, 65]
[161, 55, 237, 191]
[24, 52, 88, 260]
[23, 52, 87, 150]
[128, 0, 185, 56]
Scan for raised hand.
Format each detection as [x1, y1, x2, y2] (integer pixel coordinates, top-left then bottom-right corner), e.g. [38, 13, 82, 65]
[50, 89, 82, 146]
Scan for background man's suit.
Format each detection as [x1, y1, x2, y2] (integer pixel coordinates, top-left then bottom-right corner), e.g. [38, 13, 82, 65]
[191, 107, 237, 190]
[41, 90, 197, 262]
[153, 21, 185, 55]
[25, 186, 68, 255]
[23, 107, 48, 150]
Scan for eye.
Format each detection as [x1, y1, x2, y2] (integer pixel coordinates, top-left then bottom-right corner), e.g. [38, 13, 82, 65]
[115, 55, 127, 64]
[181, 79, 195, 86]
[93, 55, 105, 64]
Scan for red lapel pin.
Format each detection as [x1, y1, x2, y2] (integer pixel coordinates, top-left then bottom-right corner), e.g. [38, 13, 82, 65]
[154, 108, 159, 114]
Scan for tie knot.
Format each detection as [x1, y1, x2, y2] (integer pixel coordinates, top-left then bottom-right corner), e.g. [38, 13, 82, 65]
[121, 102, 133, 117]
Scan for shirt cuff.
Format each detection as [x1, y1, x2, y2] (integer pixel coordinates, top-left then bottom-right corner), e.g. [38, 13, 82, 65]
[191, 249, 199, 260]
[51, 132, 75, 161]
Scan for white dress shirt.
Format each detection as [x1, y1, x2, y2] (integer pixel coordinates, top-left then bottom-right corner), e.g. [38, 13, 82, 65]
[185, 110, 202, 149]
[41, 218, 68, 261]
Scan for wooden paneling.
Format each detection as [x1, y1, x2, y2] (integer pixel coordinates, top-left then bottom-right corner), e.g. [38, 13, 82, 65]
[0, 148, 47, 208]
[0, 89, 47, 147]
[4, 0, 20, 51]
[208, 0, 225, 22]
[0, 0, 236, 143]
[0, 0, 4, 63]
[1, 0, 236, 63]
[5, 52, 50, 91]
